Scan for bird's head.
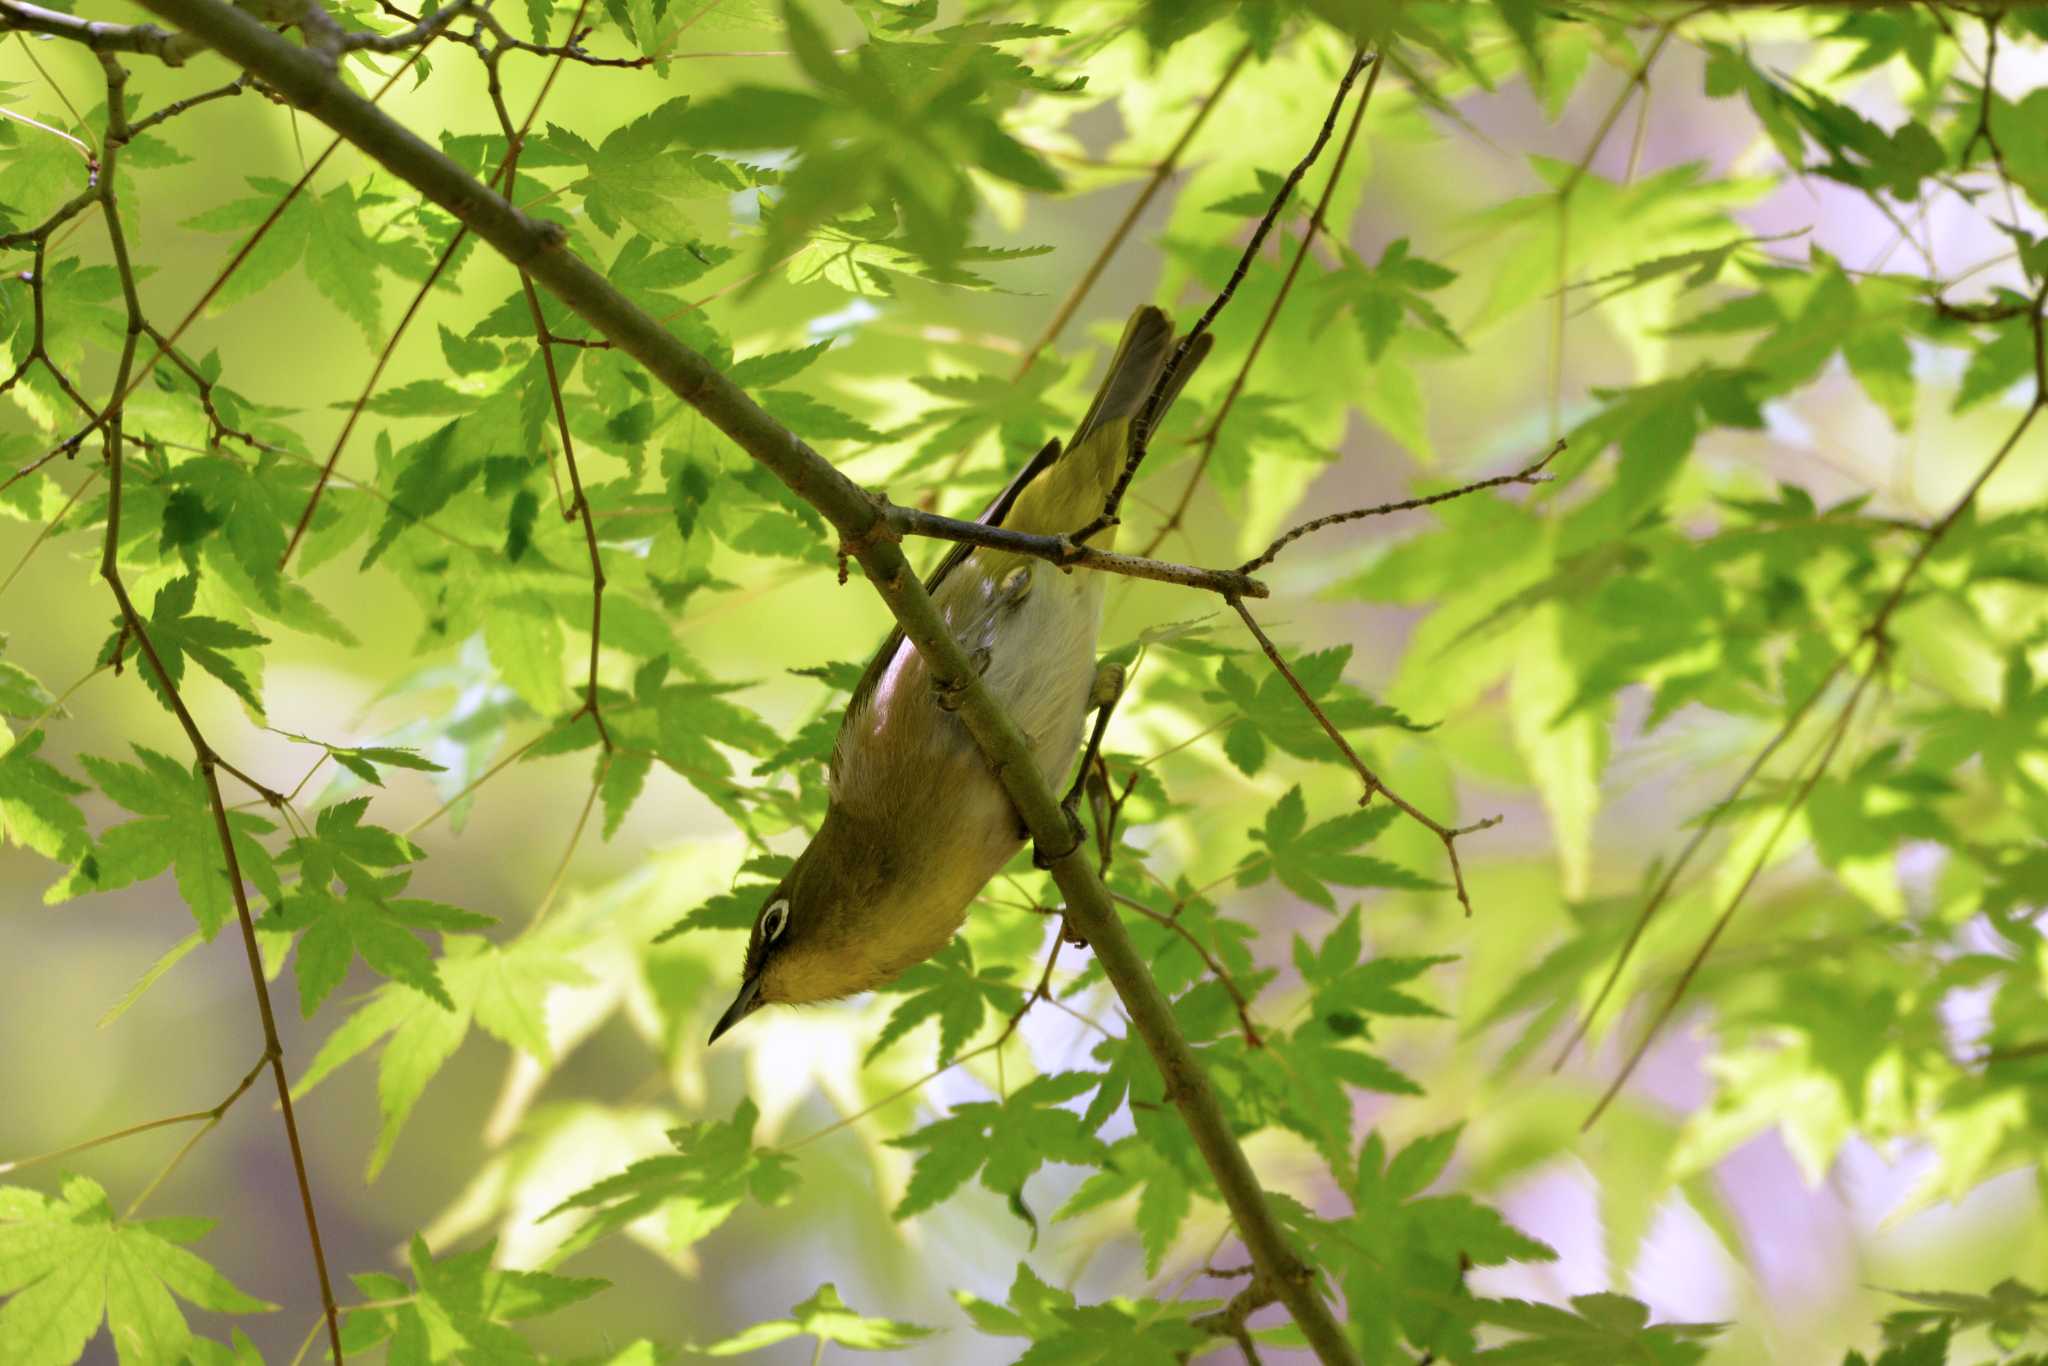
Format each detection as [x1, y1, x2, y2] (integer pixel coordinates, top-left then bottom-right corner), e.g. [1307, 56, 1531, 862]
[707, 812, 905, 1042]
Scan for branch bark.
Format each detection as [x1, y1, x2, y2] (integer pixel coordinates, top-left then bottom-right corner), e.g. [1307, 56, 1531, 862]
[885, 501, 1269, 598]
[132, 3, 1360, 1361]
[0, 0, 203, 63]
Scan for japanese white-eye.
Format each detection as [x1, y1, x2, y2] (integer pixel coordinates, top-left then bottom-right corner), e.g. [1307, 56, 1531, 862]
[710, 306, 1211, 1043]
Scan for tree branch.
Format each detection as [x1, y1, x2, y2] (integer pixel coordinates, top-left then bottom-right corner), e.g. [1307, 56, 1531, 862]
[1238, 440, 1562, 574]
[0, 0, 203, 63]
[1142, 51, 1383, 558]
[87, 51, 342, 1363]
[133, 2, 1358, 1358]
[1078, 48, 1373, 546]
[885, 500, 1269, 598]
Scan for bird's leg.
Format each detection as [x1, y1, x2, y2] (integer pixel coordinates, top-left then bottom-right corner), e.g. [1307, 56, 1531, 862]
[1030, 659, 1126, 893]
[1065, 659, 1125, 814]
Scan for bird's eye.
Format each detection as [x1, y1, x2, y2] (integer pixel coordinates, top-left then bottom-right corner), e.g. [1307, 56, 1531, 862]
[761, 899, 790, 942]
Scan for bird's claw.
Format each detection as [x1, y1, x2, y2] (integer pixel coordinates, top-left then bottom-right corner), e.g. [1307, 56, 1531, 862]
[1032, 801, 1087, 870]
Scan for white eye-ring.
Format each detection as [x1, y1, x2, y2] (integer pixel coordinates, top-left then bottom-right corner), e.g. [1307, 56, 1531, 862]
[761, 899, 790, 942]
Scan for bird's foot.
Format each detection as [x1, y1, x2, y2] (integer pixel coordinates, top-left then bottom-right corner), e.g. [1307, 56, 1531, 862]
[1031, 801, 1087, 870]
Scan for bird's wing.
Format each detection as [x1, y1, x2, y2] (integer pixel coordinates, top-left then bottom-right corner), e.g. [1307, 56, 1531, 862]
[839, 437, 1063, 738]
[834, 303, 1210, 766]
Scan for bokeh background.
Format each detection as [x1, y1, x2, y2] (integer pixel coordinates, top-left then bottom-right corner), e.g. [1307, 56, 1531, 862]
[4, 4, 2047, 1362]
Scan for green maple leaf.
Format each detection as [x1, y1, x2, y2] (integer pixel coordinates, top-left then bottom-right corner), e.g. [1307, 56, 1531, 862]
[598, 748, 652, 839]
[302, 183, 405, 341]
[1248, 912, 1453, 1156]
[699, 1283, 934, 1355]
[52, 747, 278, 938]
[271, 730, 447, 789]
[1240, 788, 1441, 910]
[0, 646, 53, 720]
[0, 729, 89, 866]
[674, 4, 1070, 271]
[0, 1175, 273, 1366]
[655, 869, 786, 940]
[550, 98, 760, 243]
[1471, 1292, 1723, 1363]
[360, 423, 482, 570]
[653, 682, 784, 811]
[1053, 1136, 1195, 1277]
[179, 178, 423, 337]
[0, 115, 85, 235]
[99, 573, 268, 716]
[895, 360, 1069, 479]
[956, 1263, 1210, 1364]
[606, 233, 736, 303]
[1319, 1128, 1557, 1360]
[541, 1098, 798, 1261]
[868, 938, 1022, 1067]
[1879, 1278, 2048, 1352]
[265, 798, 490, 1012]
[1207, 648, 1429, 778]
[282, 796, 418, 885]
[269, 882, 491, 1015]
[1316, 237, 1464, 361]
[294, 935, 581, 1178]
[889, 1071, 1108, 1226]
[335, 1236, 605, 1362]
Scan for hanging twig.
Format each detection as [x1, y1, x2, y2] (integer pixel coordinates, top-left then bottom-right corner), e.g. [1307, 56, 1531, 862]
[1142, 52, 1384, 557]
[1238, 440, 1562, 574]
[87, 51, 343, 1363]
[1075, 48, 1375, 546]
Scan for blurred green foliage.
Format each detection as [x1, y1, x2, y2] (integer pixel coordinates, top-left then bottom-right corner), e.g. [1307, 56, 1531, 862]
[4, 1, 2048, 1363]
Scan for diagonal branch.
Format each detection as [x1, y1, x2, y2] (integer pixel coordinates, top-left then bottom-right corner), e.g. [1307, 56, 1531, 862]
[1566, 283, 2048, 1100]
[133, 3, 1360, 1359]
[0, 0, 203, 63]
[1078, 48, 1373, 547]
[87, 52, 342, 1365]
[885, 499, 1268, 597]
[1141, 51, 1383, 558]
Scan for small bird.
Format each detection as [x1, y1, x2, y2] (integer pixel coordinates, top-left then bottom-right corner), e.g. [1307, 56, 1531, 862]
[709, 305, 1212, 1043]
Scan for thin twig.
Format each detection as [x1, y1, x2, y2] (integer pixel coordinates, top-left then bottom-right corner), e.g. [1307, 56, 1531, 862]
[89, 53, 342, 1361]
[1229, 596, 1496, 916]
[531, 757, 605, 925]
[1110, 890, 1261, 1048]
[1079, 49, 1373, 546]
[0, 1050, 260, 1177]
[1562, 285, 2047, 1075]
[129, 74, 247, 135]
[1238, 440, 1562, 574]
[885, 500, 1269, 598]
[1142, 52, 1384, 557]
[125, 1052, 269, 1216]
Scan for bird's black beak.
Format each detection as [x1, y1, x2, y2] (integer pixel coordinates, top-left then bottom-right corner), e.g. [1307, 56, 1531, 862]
[708, 972, 764, 1045]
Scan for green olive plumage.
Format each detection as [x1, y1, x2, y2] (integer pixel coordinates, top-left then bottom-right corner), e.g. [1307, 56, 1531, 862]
[710, 306, 1211, 1044]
